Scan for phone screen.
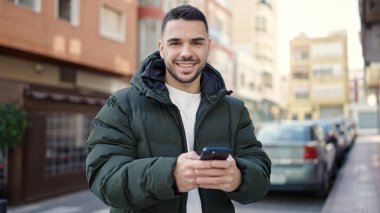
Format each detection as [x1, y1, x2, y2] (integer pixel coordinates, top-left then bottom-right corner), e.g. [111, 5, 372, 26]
[199, 147, 230, 160]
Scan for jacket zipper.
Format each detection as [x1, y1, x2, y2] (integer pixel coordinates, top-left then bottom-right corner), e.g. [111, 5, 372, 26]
[146, 93, 188, 153]
[172, 106, 188, 153]
[193, 96, 225, 151]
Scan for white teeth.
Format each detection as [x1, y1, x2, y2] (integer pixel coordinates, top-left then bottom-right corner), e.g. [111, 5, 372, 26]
[178, 64, 194, 67]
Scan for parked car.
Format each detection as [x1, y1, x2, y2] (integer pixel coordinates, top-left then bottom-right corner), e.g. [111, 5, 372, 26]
[316, 119, 346, 166]
[257, 120, 336, 198]
[330, 118, 352, 152]
[343, 117, 357, 148]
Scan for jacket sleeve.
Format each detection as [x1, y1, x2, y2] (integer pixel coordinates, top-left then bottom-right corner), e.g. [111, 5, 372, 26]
[225, 102, 271, 204]
[86, 89, 179, 210]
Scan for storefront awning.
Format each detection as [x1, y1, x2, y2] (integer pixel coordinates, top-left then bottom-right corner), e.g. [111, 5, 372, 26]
[25, 84, 109, 106]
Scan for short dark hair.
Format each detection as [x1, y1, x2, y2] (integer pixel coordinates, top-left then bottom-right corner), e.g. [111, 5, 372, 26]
[161, 5, 208, 35]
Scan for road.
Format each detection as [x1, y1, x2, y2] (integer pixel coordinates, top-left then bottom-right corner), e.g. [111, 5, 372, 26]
[235, 191, 324, 213]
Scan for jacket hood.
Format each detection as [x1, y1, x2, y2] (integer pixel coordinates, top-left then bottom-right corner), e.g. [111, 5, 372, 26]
[131, 51, 230, 104]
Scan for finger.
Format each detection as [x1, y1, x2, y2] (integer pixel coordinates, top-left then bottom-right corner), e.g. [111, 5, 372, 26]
[197, 184, 223, 190]
[209, 160, 231, 169]
[210, 155, 236, 168]
[196, 176, 229, 185]
[195, 168, 225, 177]
[192, 160, 213, 169]
[178, 181, 199, 192]
[186, 151, 200, 160]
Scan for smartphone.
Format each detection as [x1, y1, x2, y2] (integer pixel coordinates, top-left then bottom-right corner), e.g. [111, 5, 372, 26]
[199, 147, 230, 160]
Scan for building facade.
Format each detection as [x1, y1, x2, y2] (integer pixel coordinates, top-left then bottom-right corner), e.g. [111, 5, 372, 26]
[230, 0, 281, 122]
[349, 69, 366, 104]
[288, 32, 350, 120]
[356, 0, 380, 134]
[0, 0, 138, 205]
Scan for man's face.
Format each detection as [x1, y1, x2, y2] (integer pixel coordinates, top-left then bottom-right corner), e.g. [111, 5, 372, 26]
[159, 19, 210, 89]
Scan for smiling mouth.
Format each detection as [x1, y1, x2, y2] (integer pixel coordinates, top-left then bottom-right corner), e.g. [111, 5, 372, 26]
[176, 63, 196, 67]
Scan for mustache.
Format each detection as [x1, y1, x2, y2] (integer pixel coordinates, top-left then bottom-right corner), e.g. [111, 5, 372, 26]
[175, 57, 199, 63]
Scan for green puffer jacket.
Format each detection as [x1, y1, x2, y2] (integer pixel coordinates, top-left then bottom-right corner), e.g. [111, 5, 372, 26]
[86, 51, 271, 213]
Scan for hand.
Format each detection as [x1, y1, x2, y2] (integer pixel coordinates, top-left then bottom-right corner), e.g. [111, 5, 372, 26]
[173, 151, 200, 192]
[194, 155, 242, 192]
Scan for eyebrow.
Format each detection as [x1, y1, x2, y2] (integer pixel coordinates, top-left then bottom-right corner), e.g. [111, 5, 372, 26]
[167, 37, 206, 43]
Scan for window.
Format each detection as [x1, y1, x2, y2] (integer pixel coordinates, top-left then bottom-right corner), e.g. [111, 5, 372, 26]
[210, 15, 230, 46]
[358, 111, 378, 129]
[139, 18, 161, 61]
[294, 51, 309, 60]
[57, 0, 80, 26]
[262, 72, 272, 88]
[292, 68, 309, 79]
[139, 0, 161, 7]
[163, 0, 175, 12]
[311, 42, 343, 58]
[240, 73, 245, 87]
[249, 82, 255, 90]
[256, 16, 266, 32]
[100, 5, 126, 42]
[59, 66, 76, 83]
[257, 124, 309, 142]
[45, 113, 93, 176]
[7, 0, 41, 12]
[313, 85, 343, 98]
[295, 92, 309, 100]
[305, 113, 312, 120]
[312, 63, 343, 77]
[293, 85, 310, 100]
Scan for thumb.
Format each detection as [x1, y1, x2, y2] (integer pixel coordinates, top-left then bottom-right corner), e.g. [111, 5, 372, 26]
[186, 151, 200, 160]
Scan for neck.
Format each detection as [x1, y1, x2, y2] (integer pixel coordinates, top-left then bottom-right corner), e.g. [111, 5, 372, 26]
[165, 78, 201, 94]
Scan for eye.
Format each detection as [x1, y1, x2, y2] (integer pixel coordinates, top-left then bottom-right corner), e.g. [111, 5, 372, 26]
[193, 41, 203, 45]
[169, 42, 180, 46]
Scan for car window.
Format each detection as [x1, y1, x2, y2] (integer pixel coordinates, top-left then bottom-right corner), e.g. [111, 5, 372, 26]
[313, 125, 326, 142]
[317, 122, 331, 138]
[257, 124, 309, 144]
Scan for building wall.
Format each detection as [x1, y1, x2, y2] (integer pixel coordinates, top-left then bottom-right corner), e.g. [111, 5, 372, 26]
[349, 69, 366, 104]
[204, 0, 235, 91]
[230, 0, 280, 121]
[288, 32, 350, 120]
[235, 52, 262, 120]
[0, 0, 138, 76]
[0, 54, 127, 93]
[0, 0, 139, 205]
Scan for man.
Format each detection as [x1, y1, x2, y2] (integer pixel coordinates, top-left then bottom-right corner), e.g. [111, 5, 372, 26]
[86, 5, 271, 213]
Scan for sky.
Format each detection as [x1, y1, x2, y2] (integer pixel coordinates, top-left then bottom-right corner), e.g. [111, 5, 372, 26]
[277, 0, 364, 74]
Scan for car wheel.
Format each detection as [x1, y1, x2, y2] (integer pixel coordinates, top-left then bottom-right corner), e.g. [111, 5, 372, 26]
[316, 167, 330, 198]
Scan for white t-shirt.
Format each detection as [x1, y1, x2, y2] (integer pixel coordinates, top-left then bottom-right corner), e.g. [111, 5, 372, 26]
[166, 83, 202, 213]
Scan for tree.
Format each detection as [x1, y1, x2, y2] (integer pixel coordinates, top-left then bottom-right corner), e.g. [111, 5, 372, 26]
[0, 104, 27, 149]
[0, 104, 27, 200]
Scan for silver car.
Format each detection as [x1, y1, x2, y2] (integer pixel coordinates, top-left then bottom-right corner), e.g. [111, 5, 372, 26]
[257, 120, 336, 198]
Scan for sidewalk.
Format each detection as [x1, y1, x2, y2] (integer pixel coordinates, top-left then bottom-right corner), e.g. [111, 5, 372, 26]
[321, 134, 380, 213]
[7, 190, 109, 213]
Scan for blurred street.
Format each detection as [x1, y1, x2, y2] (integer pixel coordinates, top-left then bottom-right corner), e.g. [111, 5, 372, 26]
[7, 134, 380, 213]
[1, 1, 379, 213]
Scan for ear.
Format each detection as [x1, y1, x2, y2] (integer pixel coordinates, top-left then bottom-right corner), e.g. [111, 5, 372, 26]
[158, 40, 164, 58]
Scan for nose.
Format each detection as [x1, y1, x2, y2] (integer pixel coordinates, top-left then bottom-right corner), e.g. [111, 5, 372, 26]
[180, 43, 194, 59]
